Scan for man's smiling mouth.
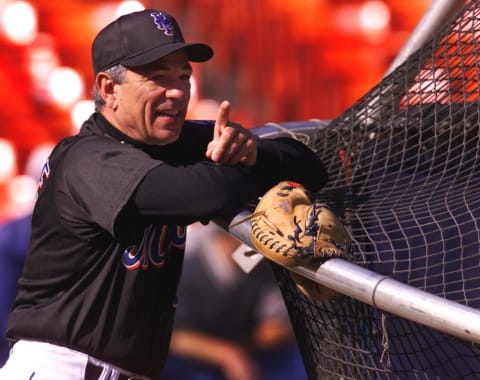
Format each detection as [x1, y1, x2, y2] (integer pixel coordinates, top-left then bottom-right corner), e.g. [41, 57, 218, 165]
[157, 111, 179, 118]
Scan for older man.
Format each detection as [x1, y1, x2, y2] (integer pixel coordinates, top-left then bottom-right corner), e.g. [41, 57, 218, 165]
[0, 9, 326, 380]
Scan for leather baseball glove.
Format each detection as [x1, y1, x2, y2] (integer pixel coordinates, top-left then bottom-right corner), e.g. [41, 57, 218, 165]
[250, 181, 352, 300]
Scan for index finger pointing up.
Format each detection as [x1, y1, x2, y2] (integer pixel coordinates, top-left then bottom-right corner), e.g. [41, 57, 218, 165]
[214, 100, 231, 140]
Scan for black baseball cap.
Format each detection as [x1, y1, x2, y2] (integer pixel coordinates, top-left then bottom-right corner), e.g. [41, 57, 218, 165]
[92, 9, 214, 74]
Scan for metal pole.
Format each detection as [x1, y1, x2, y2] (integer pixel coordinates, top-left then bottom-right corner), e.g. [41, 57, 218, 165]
[293, 259, 480, 344]
[360, 0, 467, 126]
[221, 212, 480, 344]
[384, 0, 467, 76]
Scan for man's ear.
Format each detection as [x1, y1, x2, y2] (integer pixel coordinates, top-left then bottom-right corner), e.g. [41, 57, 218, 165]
[95, 72, 116, 107]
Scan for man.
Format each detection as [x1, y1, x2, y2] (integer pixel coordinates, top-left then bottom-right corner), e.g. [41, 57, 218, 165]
[0, 9, 326, 380]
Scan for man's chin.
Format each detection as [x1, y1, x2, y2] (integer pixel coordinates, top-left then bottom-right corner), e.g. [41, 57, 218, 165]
[150, 129, 181, 146]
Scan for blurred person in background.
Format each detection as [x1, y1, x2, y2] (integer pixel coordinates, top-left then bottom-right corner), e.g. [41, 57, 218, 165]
[159, 223, 307, 380]
[0, 144, 53, 366]
[0, 213, 31, 366]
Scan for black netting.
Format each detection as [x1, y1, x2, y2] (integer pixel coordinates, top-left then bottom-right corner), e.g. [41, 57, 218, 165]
[267, 1, 480, 378]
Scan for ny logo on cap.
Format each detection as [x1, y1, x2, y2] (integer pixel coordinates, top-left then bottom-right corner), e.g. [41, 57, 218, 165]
[150, 11, 175, 37]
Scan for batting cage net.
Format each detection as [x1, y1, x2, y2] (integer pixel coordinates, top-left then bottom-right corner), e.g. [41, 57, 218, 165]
[261, 1, 480, 378]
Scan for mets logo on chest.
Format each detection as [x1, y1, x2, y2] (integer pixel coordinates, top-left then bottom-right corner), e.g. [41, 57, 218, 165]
[122, 224, 186, 270]
[150, 11, 175, 37]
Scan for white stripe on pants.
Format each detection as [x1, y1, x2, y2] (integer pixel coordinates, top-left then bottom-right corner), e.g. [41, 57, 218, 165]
[0, 340, 150, 380]
[0, 340, 88, 380]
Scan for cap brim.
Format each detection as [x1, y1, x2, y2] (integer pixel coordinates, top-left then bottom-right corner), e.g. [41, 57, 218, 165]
[121, 42, 213, 68]
[185, 43, 214, 62]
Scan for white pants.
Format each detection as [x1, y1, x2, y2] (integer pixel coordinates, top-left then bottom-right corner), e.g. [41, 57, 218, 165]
[0, 340, 149, 380]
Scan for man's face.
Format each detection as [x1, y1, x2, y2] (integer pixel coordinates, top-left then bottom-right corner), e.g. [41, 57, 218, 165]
[111, 50, 192, 145]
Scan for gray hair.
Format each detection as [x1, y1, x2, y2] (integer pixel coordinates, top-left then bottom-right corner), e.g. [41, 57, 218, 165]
[93, 64, 127, 110]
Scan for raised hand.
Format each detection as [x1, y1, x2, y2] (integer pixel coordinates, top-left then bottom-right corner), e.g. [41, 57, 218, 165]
[206, 100, 258, 166]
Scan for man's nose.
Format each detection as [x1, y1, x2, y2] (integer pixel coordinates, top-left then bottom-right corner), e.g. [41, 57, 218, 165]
[165, 87, 187, 99]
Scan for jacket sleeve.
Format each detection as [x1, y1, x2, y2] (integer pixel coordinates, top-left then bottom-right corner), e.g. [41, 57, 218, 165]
[131, 136, 326, 226]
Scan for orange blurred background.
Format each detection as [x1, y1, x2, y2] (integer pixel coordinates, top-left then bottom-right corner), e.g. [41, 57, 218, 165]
[0, 0, 431, 220]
